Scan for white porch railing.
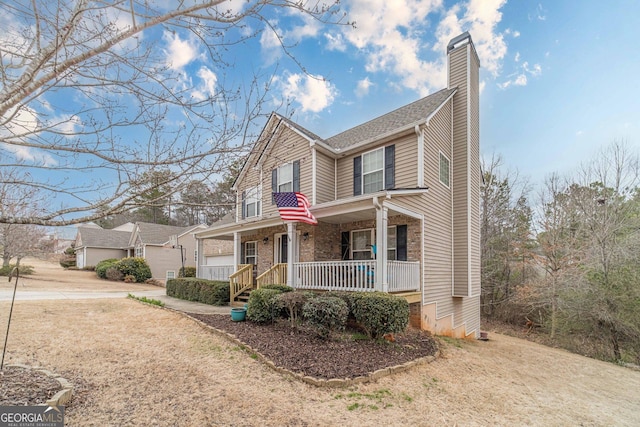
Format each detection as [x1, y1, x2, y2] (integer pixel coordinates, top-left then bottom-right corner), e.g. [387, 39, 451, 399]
[199, 265, 235, 281]
[293, 260, 420, 293]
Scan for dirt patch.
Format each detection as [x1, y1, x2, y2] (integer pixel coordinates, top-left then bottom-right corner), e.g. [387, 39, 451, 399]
[190, 314, 437, 379]
[0, 366, 61, 405]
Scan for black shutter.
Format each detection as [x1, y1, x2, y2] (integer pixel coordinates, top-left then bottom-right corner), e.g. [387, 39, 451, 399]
[293, 160, 300, 192]
[241, 190, 246, 219]
[397, 224, 407, 261]
[341, 231, 350, 260]
[272, 169, 277, 203]
[240, 242, 245, 264]
[353, 156, 362, 196]
[385, 144, 395, 190]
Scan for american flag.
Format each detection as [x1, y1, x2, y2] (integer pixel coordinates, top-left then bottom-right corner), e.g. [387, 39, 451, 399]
[273, 192, 318, 225]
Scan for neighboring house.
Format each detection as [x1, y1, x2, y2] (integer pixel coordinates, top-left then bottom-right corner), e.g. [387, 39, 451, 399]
[75, 222, 206, 281]
[128, 222, 207, 280]
[194, 32, 481, 338]
[75, 224, 131, 268]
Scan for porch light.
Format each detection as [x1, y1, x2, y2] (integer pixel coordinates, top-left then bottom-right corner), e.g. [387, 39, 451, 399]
[263, 237, 269, 245]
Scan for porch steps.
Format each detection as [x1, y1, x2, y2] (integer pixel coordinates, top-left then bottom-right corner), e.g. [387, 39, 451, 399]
[231, 289, 253, 307]
[390, 291, 421, 304]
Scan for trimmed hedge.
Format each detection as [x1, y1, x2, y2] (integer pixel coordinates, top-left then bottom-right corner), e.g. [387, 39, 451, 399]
[166, 277, 230, 306]
[303, 296, 348, 339]
[260, 284, 294, 293]
[0, 264, 35, 276]
[179, 266, 197, 278]
[349, 292, 409, 339]
[246, 288, 282, 323]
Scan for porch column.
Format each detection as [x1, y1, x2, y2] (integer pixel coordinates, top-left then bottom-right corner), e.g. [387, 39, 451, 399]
[375, 203, 389, 292]
[286, 222, 296, 287]
[196, 237, 203, 278]
[233, 232, 241, 271]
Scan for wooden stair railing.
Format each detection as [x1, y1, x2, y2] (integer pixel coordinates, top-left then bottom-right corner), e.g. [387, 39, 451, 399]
[256, 263, 288, 288]
[229, 264, 254, 303]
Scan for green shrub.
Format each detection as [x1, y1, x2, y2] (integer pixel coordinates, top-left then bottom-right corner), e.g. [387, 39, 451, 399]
[349, 292, 409, 339]
[96, 258, 119, 279]
[260, 284, 294, 293]
[105, 266, 124, 281]
[303, 296, 348, 339]
[59, 258, 76, 268]
[166, 278, 230, 306]
[247, 288, 282, 323]
[276, 291, 315, 326]
[0, 264, 35, 276]
[116, 257, 152, 283]
[179, 266, 197, 278]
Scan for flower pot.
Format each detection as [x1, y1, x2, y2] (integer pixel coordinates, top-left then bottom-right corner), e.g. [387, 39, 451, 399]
[231, 307, 247, 322]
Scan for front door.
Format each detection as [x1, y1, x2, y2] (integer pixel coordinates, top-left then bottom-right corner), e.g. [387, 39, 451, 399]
[275, 233, 288, 263]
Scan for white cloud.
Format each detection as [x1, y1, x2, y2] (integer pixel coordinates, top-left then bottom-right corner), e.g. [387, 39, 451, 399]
[279, 73, 337, 113]
[191, 67, 218, 101]
[515, 52, 521, 62]
[355, 77, 374, 98]
[497, 60, 541, 90]
[163, 32, 198, 70]
[325, 33, 347, 52]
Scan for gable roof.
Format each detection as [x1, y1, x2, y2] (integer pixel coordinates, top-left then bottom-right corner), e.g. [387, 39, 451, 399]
[134, 223, 202, 246]
[76, 226, 130, 249]
[325, 88, 457, 150]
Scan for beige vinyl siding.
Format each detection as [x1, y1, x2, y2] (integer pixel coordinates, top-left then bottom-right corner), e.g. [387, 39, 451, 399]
[145, 245, 183, 280]
[315, 150, 335, 203]
[394, 134, 418, 188]
[450, 43, 471, 298]
[177, 233, 199, 267]
[336, 155, 353, 199]
[262, 127, 312, 216]
[469, 52, 482, 299]
[85, 248, 127, 267]
[421, 103, 454, 316]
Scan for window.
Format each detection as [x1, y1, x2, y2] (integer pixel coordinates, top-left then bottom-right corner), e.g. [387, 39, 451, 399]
[387, 226, 397, 260]
[272, 161, 300, 202]
[354, 145, 395, 196]
[277, 163, 293, 192]
[135, 245, 143, 258]
[194, 250, 198, 263]
[362, 148, 384, 194]
[244, 241, 257, 265]
[351, 229, 373, 260]
[166, 270, 176, 280]
[439, 152, 450, 187]
[243, 186, 261, 218]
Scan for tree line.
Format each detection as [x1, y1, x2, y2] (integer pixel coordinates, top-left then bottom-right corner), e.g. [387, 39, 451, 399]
[481, 141, 640, 364]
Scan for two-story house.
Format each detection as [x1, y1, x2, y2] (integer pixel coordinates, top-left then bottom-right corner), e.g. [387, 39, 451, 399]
[195, 32, 481, 338]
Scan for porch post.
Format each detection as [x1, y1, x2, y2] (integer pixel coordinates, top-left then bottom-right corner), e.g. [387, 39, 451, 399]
[375, 203, 389, 292]
[196, 237, 203, 278]
[233, 232, 241, 271]
[287, 222, 296, 287]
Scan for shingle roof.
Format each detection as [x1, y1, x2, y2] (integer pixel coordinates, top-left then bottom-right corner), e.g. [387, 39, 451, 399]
[136, 223, 197, 245]
[77, 226, 131, 249]
[278, 115, 324, 142]
[325, 88, 456, 150]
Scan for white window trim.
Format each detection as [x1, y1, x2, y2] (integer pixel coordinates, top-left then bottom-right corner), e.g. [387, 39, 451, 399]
[362, 147, 384, 195]
[439, 151, 451, 188]
[244, 241, 258, 265]
[135, 245, 143, 258]
[166, 270, 176, 280]
[351, 226, 397, 260]
[387, 225, 397, 261]
[245, 186, 262, 218]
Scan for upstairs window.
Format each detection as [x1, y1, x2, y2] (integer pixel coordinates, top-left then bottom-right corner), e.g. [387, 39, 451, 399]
[242, 186, 261, 218]
[354, 145, 395, 196]
[272, 160, 300, 202]
[439, 152, 450, 187]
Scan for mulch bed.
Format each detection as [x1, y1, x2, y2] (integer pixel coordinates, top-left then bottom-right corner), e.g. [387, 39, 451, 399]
[0, 366, 61, 406]
[189, 313, 438, 380]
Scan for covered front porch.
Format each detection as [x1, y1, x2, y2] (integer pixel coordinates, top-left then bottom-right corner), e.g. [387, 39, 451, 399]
[195, 191, 425, 305]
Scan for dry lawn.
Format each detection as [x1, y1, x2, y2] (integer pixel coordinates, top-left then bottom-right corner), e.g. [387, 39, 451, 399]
[1, 259, 640, 426]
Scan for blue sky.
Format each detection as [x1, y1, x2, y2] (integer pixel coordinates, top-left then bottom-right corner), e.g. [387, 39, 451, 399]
[240, 0, 640, 184]
[4, 0, 640, 226]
